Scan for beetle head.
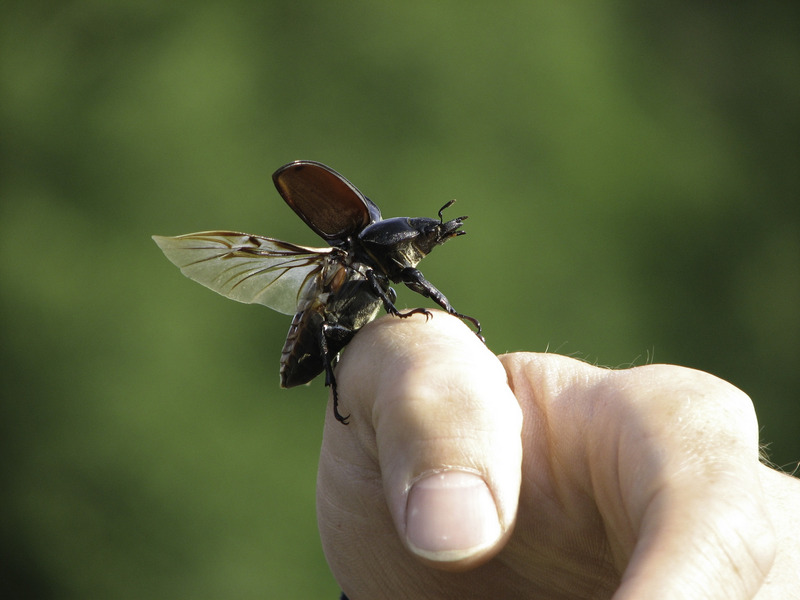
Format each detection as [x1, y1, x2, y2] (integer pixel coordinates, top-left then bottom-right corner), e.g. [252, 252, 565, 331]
[359, 200, 467, 270]
[411, 199, 468, 254]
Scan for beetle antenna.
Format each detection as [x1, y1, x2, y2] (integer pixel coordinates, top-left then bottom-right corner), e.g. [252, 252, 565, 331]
[438, 199, 457, 223]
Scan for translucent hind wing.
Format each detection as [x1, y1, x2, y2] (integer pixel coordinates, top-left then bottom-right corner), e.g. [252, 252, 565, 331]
[153, 231, 332, 315]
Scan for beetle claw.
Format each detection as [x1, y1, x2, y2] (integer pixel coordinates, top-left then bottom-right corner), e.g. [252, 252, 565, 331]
[334, 407, 350, 425]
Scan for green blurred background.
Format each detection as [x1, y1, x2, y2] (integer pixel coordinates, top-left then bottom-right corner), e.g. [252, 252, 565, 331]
[2, 1, 798, 598]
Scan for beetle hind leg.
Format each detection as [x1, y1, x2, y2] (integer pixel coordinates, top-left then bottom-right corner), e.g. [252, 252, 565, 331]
[319, 322, 355, 425]
[331, 382, 349, 425]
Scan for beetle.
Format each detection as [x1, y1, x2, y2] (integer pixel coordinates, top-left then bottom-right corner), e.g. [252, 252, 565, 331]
[153, 160, 481, 424]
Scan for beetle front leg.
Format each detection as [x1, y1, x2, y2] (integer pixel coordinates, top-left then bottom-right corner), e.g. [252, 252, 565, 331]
[398, 267, 483, 339]
[365, 269, 432, 320]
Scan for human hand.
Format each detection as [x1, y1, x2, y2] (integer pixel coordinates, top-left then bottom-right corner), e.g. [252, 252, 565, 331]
[316, 311, 800, 599]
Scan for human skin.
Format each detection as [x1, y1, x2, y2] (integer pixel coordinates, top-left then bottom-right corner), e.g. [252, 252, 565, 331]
[316, 311, 800, 599]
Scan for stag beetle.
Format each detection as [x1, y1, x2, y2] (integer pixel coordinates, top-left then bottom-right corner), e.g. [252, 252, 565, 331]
[153, 160, 481, 423]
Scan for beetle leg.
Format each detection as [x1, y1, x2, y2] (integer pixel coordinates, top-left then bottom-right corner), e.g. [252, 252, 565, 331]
[365, 269, 421, 317]
[319, 322, 353, 424]
[397, 267, 483, 339]
[384, 288, 434, 320]
[366, 269, 397, 313]
[397, 306, 434, 320]
[366, 270, 433, 320]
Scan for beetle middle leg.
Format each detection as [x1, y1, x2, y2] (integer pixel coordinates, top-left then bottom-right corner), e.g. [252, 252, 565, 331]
[366, 270, 433, 320]
[396, 307, 433, 321]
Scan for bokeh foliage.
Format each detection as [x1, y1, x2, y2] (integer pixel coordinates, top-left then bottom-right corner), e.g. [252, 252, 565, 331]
[1, 1, 798, 598]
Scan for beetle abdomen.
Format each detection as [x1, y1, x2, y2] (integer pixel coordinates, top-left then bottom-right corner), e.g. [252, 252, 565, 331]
[280, 307, 325, 388]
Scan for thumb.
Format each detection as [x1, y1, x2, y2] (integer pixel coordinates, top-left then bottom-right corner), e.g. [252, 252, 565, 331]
[318, 311, 522, 577]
